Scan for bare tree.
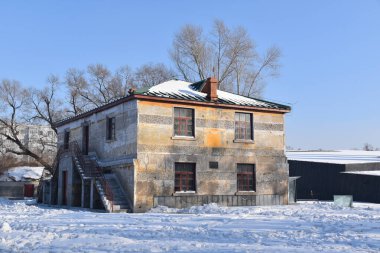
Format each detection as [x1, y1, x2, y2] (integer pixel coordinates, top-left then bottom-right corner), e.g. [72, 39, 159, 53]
[170, 20, 281, 97]
[363, 143, 374, 151]
[65, 68, 89, 115]
[65, 63, 175, 113]
[29, 75, 67, 134]
[65, 64, 134, 111]
[134, 63, 176, 88]
[170, 24, 211, 82]
[0, 61, 178, 170]
[0, 80, 53, 172]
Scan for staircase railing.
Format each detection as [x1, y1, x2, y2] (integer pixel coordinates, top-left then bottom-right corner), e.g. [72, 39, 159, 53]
[70, 141, 114, 212]
[70, 141, 98, 177]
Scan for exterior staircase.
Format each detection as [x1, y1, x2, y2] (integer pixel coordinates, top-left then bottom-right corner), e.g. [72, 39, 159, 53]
[73, 155, 93, 180]
[70, 141, 131, 213]
[96, 174, 130, 213]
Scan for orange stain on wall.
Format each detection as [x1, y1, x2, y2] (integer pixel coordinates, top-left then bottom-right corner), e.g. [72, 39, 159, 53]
[204, 129, 223, 147]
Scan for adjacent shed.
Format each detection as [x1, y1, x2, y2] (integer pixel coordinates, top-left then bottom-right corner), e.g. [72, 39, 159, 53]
[287, 150, 380, 203]
[0, 166, 44, 198]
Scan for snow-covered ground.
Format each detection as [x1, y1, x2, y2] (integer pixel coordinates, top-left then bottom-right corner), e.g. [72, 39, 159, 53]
[1, 199, 380, 252]
[0, 166, 44, 181]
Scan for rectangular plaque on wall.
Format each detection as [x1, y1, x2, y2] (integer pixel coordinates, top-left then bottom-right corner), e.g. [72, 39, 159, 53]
[209, 161, 218, 169]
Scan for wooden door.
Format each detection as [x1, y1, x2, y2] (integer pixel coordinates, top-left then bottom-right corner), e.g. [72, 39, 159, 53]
[24, 184, 34, 197]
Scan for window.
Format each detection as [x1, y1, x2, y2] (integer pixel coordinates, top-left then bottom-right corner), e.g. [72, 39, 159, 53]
[235, 112, 253, 140]
[175, 163, 196, 192]
[174, 108, 194, 137]
[237, 164, 256, 191]
[106, 117, 116, 140]
[64, 131, 70, 149]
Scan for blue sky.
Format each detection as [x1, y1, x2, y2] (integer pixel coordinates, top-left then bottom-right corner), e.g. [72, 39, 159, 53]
[0, 0, 379, 150]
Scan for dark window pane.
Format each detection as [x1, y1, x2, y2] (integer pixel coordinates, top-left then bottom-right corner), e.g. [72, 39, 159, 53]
[174, 163, 196, 191]
[64, 131, 70, 149]
[237, 164, 255, 191]
[106, 117, 116, 140]
[235, 112, 253, 140]
[245, 113, 250, 122]
[174, 108, 194, 137]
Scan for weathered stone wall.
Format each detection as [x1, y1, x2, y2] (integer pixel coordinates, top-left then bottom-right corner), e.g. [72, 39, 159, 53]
[56, 99, 289, 212]
[56, 100, 138, 204]
[57, 154, 74, 206]
[57, 101, 138, 160]
[113, 165, 134, 205]
[135, 100, 289, 212]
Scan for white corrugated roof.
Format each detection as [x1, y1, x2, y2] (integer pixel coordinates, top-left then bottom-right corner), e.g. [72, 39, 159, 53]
[342, 171, 380, 176]
[287, 150, 380, 164]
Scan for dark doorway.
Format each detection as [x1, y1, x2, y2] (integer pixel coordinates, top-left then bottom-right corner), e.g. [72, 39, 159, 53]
[24, 184, 34, 197]
[62, 171, 68, 205]
[82, 124, 89, 155]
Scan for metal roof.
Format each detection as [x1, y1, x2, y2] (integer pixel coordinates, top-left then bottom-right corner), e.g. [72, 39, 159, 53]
[135, 80, 291, 110]
[56, 79, 290, 126]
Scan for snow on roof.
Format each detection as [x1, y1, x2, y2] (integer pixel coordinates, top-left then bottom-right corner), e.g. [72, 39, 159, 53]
[286, 150, 380, 164]
[0, 166, 44, 182]
[56, 79, 290, 126]
[139, 80, 290, 110]
[342, 170, 380, 176]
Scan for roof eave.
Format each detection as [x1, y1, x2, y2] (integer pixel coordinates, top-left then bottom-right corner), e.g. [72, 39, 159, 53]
[55, 92, 291, 128]
[54, 95, 136, 128]
[134, 94, 291, 113]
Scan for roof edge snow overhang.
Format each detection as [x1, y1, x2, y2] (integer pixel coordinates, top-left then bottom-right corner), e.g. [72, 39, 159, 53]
[55, 94, 290, 128]
[134, 94, 291, 113]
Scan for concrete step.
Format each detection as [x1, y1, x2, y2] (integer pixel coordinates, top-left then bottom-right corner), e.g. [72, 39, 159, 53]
[113, 209, 129, 213]
[111, 200, 129, 205]
[112, 204, 130, 211]
[95, 173, 131, 213]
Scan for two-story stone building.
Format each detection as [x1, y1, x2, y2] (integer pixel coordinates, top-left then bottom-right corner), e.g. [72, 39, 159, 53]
[46, 77, 291, 212]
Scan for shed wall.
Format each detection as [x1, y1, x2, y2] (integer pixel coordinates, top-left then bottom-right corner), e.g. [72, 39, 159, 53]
[288, 160, 346, 200]
[289, 160, 380, 203]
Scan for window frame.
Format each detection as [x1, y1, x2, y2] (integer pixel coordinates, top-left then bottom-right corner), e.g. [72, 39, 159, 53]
[234, 112, 254, 141]
[237, 163, 256, 192]
[106, 116, 116, 141]
[173, 107, 195, 138]
[174, 162, 196, 192]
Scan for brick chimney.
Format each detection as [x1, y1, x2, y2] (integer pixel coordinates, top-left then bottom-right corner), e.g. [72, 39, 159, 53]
[201, 77, 218, 101]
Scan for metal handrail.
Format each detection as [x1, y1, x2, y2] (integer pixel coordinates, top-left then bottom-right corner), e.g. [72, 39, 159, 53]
[69, 141, 114, 212]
